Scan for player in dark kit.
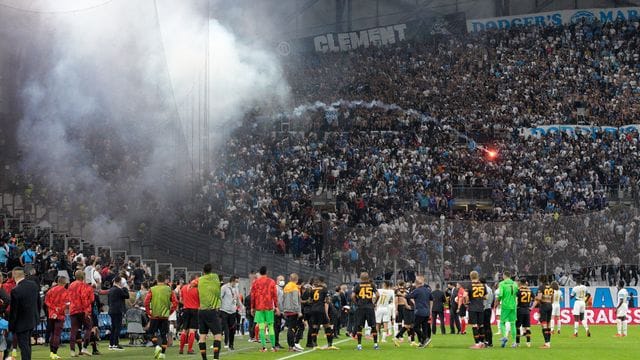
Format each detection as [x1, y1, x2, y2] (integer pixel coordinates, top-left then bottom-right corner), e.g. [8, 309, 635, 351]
[308, 278, 338, 350]
[352, 272, 378, 350]
[393, 281, 417, 346]
[515, 279, 532, 348]
[464, 271, 486, 349]
[531, 275, 553, 349]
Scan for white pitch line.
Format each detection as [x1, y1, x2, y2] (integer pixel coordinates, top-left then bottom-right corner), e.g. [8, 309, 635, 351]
[276, 338, 352, 360]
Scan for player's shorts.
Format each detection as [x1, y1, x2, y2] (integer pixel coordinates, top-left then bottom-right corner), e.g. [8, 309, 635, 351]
[572, 300, 586, 316]
[355, 307, 376, 330]
[396, 305, 405, 323]
[468, 310, 484, 325]
[516, 311, 531, 328]
[254, 310, 275, 324]
[551, 303, 561, 316]
[309, 310, 329, 326]
[538, 303, 552, 324]
[181, 308, 199, 330]
[617, 305, 628, 319]
[500, 308, 516, 323]
[198, 309, 222, 335]
[402, 308, 415, 326]
[375, 307, 391, 324]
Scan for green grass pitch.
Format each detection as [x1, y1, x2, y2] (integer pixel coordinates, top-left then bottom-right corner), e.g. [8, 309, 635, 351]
[28, 325, 637, 359]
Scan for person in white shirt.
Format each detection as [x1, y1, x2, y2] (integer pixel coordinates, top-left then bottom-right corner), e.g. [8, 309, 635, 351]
[615, 280, 629, 337]
[570, 280, 590, 337]
[375, 281, 395, 343]
[550, 281, 563, 334]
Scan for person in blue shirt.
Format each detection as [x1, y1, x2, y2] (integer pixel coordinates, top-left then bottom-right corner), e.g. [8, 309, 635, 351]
[20, 243, 37, 267]
[406, 276, 433, 348]
[0, 241, 8, 271]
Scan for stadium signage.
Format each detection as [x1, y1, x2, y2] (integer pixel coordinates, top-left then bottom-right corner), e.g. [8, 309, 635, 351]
[277, 12, 466, 55]
[522, 124, 640, 138]
[467, 7, 640, 32]
[313, 24, 408, 53]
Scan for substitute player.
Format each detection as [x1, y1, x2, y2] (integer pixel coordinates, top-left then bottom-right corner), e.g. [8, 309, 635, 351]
[550, 281, 563, 334]
[197, 263, 223, 360]
[179, 275, 199, 355]
[496, 271, 517, 348]
[515, 279, 532, 348]
[571, 280, 590, 337]
[465, 271, 486, 349]
[353, 272, 378, 350]
[375, 281, 395, 343]
[615, 280, 628, 337]
[145, 273, 179, 359]
[531, 275, 553, 349]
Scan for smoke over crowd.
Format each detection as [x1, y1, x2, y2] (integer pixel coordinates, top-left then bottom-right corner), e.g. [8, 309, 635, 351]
[5, 0, 289, 245]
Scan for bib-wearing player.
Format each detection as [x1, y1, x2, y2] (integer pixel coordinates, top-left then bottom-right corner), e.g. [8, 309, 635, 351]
[197, 264, 223, 360]
[352, 272, 378, 350]
[308, 278, 337, 350]
[550, 281, 562, 334]
[515, 279, 532, 348]
[465, 271, 486, 349]
[496, 271, 517, 348]
[145, 273, 179, 360]
[571, 280, 590, 337]
[615, 280, 628, 337]
[531, 275, 553, 349]
[375, 281, 395, 343]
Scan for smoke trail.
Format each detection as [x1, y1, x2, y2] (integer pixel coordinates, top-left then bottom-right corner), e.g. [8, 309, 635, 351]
[12, 0, 289, 245]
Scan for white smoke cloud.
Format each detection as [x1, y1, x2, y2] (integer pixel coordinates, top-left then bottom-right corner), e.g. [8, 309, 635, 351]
[13, 0, 289, 245]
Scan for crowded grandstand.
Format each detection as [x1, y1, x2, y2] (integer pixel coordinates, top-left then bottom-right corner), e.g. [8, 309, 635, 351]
[1, 0, 640, 359]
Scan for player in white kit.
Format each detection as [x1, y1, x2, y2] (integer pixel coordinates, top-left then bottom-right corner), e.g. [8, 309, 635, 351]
[570, 280, 590, 337]
[550, 281, 563, 334]
[615, 280, 628, 337]
[375, 281, 395, 343]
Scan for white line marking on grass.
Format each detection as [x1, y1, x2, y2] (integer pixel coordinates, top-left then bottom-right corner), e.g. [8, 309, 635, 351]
[275, 338, 352, 360]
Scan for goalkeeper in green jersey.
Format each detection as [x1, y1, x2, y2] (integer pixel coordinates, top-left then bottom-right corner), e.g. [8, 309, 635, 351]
[496, 270, 518, 348]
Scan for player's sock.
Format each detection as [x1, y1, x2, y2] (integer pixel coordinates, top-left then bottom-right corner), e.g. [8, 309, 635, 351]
[622, 320, 628, 335]
[617, 319, 622, 334]
[574, 322, 579, 334]
[550, 319, 555, 332]
[188, 332, 196, 352]
[461, 319, 467, 334]
[180, 332, 186, 352]
[268, 324, 276, 349]
[161, 344, 167, 354]
[509, 321, 516, 342]
[544, 328, 551, 343]
[526, 329, 531, 343]
[213, 340, 221, 360]
[311, 326, 319, 346]
[259, 324, 267, 347]
[326, 327, 333, 347]
[557, 320, 561, 331]
[357, 331, 363, 345]
[372, 330, 378, 344]
[396, 327, 406, 339]
[499, 321, 506, 337]
[581, 320, 589, 332]
[477, 326, 484, 344]
[199, 342, 207, 360]
[408, 328, 415, 342]
[516, 328, 521, 344]
[472, 327, 479, 344]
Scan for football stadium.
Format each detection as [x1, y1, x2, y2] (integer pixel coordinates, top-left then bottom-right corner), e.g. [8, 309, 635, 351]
[0, 0, 639, 359]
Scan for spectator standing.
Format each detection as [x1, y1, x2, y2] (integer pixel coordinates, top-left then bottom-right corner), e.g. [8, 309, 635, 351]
[108, 276, 129, 350]
[8, 267, 41, 360]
